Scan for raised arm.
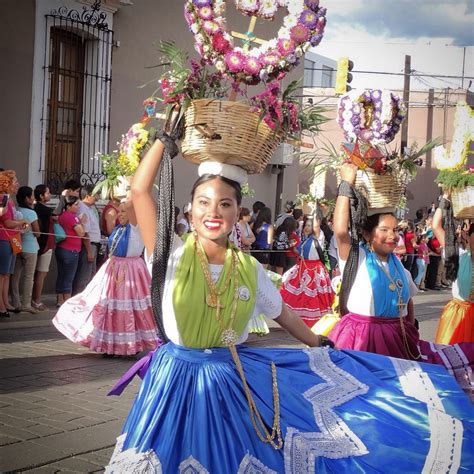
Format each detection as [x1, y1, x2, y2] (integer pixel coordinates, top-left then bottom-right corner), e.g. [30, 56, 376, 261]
[131, 139, 165, 256]
[333, 163, 357, 261]
[432, 207, 445, 248]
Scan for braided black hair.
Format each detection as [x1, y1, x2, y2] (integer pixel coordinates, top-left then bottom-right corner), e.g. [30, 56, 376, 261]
[440, 197, 459, 281]
[150, 123, 183, 344]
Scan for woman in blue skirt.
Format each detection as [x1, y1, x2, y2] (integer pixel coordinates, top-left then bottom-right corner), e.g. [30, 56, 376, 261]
[106, 135, 473, 473]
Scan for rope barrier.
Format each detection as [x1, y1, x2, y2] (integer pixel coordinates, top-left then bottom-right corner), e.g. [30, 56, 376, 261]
[0, 228, 441, 257]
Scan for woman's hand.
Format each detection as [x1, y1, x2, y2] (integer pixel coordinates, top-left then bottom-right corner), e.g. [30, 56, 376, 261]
[339, 163, 357, 185]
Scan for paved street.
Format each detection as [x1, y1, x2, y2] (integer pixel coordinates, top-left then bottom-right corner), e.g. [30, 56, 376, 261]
[0, 289, 451, 473]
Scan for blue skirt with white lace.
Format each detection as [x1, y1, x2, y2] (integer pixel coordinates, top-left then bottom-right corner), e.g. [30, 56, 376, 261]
[106, 343, 473, 473]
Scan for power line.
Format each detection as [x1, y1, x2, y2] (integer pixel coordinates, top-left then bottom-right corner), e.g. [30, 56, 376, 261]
[303, 67, 474, 80]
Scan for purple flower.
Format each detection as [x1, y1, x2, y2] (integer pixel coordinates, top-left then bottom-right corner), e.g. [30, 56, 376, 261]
[351, 116, 361, 125]
[193, 0, 212, 6]
[304, 0, 320, 11]
[300, 10, 318, 28]
[309, 34, 322, 46]
[287, 53, 297, 64]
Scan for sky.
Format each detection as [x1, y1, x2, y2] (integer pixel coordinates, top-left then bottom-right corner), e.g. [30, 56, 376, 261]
[312, 0, 474, 91]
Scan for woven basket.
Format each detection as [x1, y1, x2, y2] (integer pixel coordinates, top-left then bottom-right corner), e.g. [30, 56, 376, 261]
[452, 186, 474, 218]
[180, 99, 282, 174]
[337, 169, 405, 210]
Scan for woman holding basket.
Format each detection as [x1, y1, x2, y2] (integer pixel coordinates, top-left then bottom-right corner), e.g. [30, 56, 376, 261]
[105, 137, 473, 473]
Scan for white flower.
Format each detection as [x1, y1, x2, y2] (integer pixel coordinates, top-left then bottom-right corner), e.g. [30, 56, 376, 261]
[287, 0, 304, 16]
[259, 0, 279, 17]
[278, 27, 291, 39]
[238, 0, 259, 12]
[267, 38, 278, 49]
[284, 14, 298, 28]
[342, 110, 352, 120]
[215, 60, 226, 72]
[190, 24, 199, 34]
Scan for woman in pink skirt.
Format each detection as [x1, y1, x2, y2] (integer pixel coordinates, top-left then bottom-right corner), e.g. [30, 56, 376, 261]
[329, 164, 473, 399]
[280, 214, 334, 328]
[53, 199, 160, 356]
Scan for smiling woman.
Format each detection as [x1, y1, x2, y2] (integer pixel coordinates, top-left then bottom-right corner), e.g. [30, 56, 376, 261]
[103, 135, 474, 473]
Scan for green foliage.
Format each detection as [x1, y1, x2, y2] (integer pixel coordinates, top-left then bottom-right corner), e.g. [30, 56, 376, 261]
[241, 183, 255, 198]
[435, 169, 474, 190]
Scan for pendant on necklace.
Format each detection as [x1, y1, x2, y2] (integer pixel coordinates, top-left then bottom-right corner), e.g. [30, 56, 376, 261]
[221, 328, 238, 346]
[389, 283, 396, 291]
[206, 293, 223, 308]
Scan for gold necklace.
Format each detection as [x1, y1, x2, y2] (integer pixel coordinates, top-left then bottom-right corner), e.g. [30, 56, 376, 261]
[194, 233, 283, 449]
[194, 233, 238, 309]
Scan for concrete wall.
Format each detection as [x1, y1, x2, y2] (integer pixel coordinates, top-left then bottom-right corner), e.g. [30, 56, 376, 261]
[110, 0, 303, 215]
[0, 0, 35, 182]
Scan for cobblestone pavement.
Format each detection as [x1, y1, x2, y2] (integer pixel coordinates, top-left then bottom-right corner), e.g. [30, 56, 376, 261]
[0, 290, 451, 473]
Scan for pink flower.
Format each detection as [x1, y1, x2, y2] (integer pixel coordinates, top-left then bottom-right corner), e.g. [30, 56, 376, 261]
[277, 38, 295, 55]
[224, 50, 245, 73]
[211, 31, 232, 54]
[290, 24, 310, 43]
[245, 56, 262, 75]
[202, 20, 219, 34]
[198, 6, 214, 20]
[261, 52, 280, 66]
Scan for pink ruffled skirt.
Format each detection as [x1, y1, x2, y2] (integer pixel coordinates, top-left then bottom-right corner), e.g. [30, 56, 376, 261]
[53, 256, 160, 355]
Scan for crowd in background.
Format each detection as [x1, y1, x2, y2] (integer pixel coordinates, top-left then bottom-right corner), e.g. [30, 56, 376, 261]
[1, 166, 470, 319]
[0, 170, 122, 317]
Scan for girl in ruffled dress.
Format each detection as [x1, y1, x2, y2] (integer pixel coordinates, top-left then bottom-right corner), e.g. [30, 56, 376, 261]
[53, 199, 160, 356]
[280, 215, 334, 328]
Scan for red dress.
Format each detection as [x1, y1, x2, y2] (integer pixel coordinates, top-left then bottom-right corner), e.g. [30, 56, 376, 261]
[280, 236, 334, 327]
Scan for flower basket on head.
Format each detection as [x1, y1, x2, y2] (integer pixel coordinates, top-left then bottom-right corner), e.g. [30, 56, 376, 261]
[435, 168, 474, 218]
[180, 99, 282, 174]
[452, 186, 474, 218]
[352, 169, 405, 211]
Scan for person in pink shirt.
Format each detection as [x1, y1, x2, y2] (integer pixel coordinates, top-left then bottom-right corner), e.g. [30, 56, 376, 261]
[55, 196, 85, 306]
[0, 170, 29, 318]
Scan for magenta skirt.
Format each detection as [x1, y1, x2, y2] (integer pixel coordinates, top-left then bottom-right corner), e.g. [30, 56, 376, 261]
[329, 313, 420, 360]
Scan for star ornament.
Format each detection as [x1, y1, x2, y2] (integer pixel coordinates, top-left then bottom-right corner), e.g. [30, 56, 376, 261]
[341, 140, 386, 173]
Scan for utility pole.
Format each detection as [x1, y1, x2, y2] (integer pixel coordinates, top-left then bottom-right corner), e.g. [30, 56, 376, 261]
[426, 88, 434, 168]
[461, 46, 466, 89]
[400, 55, 411, 154]
[443, 88, 449, 145]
